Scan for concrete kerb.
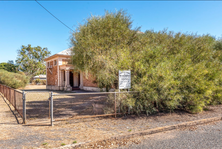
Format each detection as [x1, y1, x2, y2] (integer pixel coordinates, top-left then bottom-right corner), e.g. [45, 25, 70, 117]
[54, 116, 222, 149]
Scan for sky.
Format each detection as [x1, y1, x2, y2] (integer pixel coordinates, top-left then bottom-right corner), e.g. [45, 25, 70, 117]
[0, 1, 222, 63]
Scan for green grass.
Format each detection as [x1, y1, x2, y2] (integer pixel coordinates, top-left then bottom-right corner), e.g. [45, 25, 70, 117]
[61, 143, 66, 146]
[128, 129, 132, 132]
[73, 140, 77, 144]
[42, 142, 48, 145]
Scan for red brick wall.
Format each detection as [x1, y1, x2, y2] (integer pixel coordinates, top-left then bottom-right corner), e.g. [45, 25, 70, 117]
[47, 61, 58, 86]
[83, 73, 98, 87]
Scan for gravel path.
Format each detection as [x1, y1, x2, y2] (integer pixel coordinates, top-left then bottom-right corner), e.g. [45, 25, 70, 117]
[117, 121, 222, 149]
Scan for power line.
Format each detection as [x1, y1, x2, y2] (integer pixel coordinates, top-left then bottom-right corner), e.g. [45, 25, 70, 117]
[35, 0, 74, 32]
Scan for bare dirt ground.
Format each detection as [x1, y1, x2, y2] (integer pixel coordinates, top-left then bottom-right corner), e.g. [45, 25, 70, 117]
[25, 92, 113, 121]
[19, 84, 47, 90]
[0, 85, 222, 149]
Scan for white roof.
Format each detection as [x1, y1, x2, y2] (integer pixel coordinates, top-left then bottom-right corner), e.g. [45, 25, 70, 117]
[57, 47, 73, 56]
[33, 75, 46, 79]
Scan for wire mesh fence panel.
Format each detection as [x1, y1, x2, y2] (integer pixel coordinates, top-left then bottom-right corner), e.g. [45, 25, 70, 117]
[25, 92, 50, 121]
[0, 85, 1, 93]
[51, 92, 134, 120]
[0, 84, 23, 118]
[4, 86, 7, 97]
[14, 90, 23, 117]
[10, 89, 15, 108]
[6, 87, 9, 100]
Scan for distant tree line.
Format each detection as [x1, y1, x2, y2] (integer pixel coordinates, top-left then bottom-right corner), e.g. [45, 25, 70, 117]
[0, 44, 51, 88]
[0, 60, 18, 73]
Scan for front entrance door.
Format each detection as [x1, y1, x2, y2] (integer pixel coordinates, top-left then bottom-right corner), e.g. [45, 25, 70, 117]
[73, 72, 80, 88]
[69, 71, 73, 87]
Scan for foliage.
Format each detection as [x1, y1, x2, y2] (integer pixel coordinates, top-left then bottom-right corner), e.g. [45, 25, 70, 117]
[31, 79, 46, 85]
[130, 31, 222, 113]
[16, 44, 51, 78]
[0, 69, 29, 89]
[17, 71, 26, 76]
[70, 10, 222, 114]
[0, 60, 18, 73]
[70, 10, 140, 91]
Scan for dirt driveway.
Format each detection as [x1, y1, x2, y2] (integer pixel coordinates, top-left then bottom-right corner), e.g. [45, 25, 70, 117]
[0, 85, 221, 148]
[1, 91, 222, 149]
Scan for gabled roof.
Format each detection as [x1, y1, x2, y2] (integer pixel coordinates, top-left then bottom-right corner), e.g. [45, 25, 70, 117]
[44, 47, 73, 61]
[57, 47, 72, 55]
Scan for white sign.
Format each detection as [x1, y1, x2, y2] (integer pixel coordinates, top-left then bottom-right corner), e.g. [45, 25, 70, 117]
[119, 70, 131, 89]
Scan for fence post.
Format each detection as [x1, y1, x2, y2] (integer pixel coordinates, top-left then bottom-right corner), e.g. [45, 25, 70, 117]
[114, 92, 116, 118]
[22, 91, 26, 124]
[48, 92, 50, 119]
[50, 92, 53, 126]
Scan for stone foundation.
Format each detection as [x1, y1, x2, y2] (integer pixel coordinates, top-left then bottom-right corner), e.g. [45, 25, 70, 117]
[82, 86, 115, 92]
[47, 85, 115, 92]
[46, 85, 60, 90]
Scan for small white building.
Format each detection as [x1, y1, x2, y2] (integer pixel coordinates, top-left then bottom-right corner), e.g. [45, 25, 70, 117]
[33, 75, 46, 80]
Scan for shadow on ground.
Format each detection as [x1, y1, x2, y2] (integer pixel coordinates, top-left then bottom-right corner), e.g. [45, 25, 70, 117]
[26, 94, 114, 120]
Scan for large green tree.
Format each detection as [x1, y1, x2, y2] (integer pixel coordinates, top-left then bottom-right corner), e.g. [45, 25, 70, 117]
[16, 44, 51, 78]
[70, 10, 222, 114]
[70, 10, 141, 91]
[0, 60, 18, 73]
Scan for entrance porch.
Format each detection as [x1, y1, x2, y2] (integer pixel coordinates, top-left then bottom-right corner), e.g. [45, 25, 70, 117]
[59, 65, 83, 91]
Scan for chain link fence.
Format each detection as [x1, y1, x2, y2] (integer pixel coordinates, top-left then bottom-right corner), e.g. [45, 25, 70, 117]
[0, 84, 24, 118]
[25, 92, 50, 121]
[0, 84, 136, 126]
[51, 91, 136, 122]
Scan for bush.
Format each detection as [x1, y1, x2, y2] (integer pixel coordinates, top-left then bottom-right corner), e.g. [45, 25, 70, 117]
[70, 10, 222, 114]
[41, 80, 46, 85]
[35, 78, 41, 84]
[17, 71, 25, 76]
[129, 31, 222, 114]
[31, 79, 46, 85]
[112, 31, 222, 114]
[0, 69, 29, 89]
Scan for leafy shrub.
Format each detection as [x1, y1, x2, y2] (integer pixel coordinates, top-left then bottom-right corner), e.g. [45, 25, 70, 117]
[110, 31, 222, 114]
[129, 31, 222, 114]
[31, 79, 46, 85]
[0, 69, 29, 89]
[17, 71, 25, 75]
[70, 10, 222, 114]
[41, 80, 46, 85]
[35, 78, 41, 84]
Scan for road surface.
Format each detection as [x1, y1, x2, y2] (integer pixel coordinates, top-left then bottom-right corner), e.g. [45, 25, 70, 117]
[117, 121, 222, 149]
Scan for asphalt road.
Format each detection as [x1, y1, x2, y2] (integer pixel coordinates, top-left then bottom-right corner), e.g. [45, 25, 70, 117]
[117, 121, 222, 149]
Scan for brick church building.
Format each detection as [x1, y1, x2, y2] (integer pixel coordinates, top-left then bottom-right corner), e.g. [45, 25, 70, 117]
[44, 48, 100, 91]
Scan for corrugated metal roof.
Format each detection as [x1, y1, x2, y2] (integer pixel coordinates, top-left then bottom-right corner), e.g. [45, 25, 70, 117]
[33, 75, 46, 79]
[57, 47, 73, 55]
